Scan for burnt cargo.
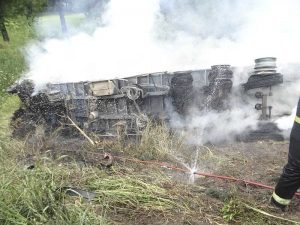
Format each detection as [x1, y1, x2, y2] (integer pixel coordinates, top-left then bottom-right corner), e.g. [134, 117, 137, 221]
[8, 66, 233, 138]
[8, 58, 285, 141]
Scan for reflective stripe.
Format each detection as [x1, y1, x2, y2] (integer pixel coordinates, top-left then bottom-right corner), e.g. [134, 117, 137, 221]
[272, 192, 291, 206]
[295, 116, 300, 124]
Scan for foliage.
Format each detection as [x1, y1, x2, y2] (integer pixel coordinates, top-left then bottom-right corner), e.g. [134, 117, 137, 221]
[2, 0, 48, 20]
[0, 17, 35, 104]
[3, 0, 108, 18]
[221, 198, 242, 222]
[0, 0, 49, 43]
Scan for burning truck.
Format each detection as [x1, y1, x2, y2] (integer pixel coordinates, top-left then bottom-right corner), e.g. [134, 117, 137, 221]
[7, 57, 284, 141]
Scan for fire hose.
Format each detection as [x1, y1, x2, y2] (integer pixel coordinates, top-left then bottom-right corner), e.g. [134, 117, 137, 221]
[100, 152, 300, 197]
[66, 117, 300, 197]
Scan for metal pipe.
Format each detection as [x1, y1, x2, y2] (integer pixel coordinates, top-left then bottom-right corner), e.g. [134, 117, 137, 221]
[262, 94, 268, 120]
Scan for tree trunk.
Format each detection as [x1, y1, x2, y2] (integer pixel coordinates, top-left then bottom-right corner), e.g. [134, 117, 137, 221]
[57, 1, 67, 33]
[25, 0, 33, 19]
[0, 1, 9, 42]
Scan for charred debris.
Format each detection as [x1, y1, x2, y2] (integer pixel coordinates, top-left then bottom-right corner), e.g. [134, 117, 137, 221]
[8, 57, 284, 142]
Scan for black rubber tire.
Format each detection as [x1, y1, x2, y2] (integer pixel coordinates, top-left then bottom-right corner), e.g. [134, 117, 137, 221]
[170, 74, 194, 115]
[243, 74, 283, 90]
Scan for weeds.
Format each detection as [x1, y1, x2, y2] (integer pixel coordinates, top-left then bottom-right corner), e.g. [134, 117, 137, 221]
[90, 176, 180, 212]
[221, 198, 242, 222]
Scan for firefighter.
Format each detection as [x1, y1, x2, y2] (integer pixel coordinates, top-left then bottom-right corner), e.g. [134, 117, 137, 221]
[271, 97, 300, 211]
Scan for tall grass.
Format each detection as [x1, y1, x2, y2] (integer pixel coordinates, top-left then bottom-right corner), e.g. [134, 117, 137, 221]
[0, 156, 108, 224]
[90, 176, 180, 212]
[101, 122, 186, 161]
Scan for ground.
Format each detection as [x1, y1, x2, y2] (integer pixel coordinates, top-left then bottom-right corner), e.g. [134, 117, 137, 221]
[8, 126, 299, 225]
[1, 97, 299, 224]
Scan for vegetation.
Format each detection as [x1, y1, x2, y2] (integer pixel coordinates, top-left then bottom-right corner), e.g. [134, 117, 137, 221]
[0, 17, 34, 105]
[0, 0, 108, 41]
[0, 0, 49, 41]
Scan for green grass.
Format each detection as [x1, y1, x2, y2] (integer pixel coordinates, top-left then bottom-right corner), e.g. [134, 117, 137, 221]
[36, 13, 87, 38]
[0, 17, 34, 105]
[0, 149, 109, 224]
[38, 13, 85, 27]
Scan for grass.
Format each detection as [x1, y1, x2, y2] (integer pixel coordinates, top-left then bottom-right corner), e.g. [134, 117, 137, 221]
[38, 13, 85, 27]
[35, 13, 89, 38]
[1, 113, 299, 224]
[0, 17, 33, 105]
[0, 156, 108, 224]
[90, 176, 180, 212]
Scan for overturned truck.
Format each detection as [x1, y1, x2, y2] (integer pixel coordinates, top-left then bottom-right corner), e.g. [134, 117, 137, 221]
[8, 57, 284, 140]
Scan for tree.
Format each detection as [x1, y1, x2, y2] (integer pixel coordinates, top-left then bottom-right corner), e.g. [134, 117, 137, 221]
[56, 0, 67, 33]
[0, 0, 9, 41]
[0, 0, 48, 42]
[46, 0, 68, 33]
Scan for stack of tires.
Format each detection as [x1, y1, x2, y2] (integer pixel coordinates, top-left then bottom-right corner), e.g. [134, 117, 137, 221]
[208, 65, 233, 83]
[243, 57, 283, 90]
[206, 65, 233, 110]
[170, 72, 194, 115]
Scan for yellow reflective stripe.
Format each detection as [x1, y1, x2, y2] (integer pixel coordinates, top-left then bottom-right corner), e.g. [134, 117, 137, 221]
[272, 192, 291, 206]
[295, 116, 300, 124]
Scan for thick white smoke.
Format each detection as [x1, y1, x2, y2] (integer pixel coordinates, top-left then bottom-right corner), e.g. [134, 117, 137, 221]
[26, 0, 300, 85]
[24, 0, 300, 142]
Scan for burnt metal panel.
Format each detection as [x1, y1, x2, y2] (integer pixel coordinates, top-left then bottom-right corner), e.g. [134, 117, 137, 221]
[106, 100, 117, 114]
[97, 100, 107, 114]
[192, 70, 209, 88]
[74, 82, 85, 97]
[59, 83, 69, 95]
[66, 83, 76, 98]
[149, 96, 165, 113]
[116, 98, 128, 115]
[137, 76, 148, 84]
[150, 74, 163, 86]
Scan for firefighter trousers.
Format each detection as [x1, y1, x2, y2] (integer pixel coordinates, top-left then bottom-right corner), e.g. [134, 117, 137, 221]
[272, 98, 300, 209]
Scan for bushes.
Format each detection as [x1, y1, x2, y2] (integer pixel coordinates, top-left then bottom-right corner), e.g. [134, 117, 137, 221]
[0, 17, 34, 105]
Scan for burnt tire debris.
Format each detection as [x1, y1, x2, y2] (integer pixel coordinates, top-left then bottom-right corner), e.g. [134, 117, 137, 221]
[243, 73, 283, 91]
[170, 72, 194, 115]
[238, 122, 285, 142]
[57, 187, 96, 202]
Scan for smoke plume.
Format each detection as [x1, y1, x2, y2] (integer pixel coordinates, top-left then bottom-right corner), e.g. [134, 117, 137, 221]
[24, 0, 300, 142]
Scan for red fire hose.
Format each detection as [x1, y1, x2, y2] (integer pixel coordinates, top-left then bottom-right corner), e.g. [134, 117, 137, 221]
[109, 154, 300, 197]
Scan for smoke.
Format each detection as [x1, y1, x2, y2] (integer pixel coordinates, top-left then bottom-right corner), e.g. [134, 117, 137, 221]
[26, 0, 300, 85]
[276, 107, 296, 130]
[26, 0, 165, 87]
[169, 67, 259, 144]
[23, 0, 300, 142]
[273, 64, 300, 132]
